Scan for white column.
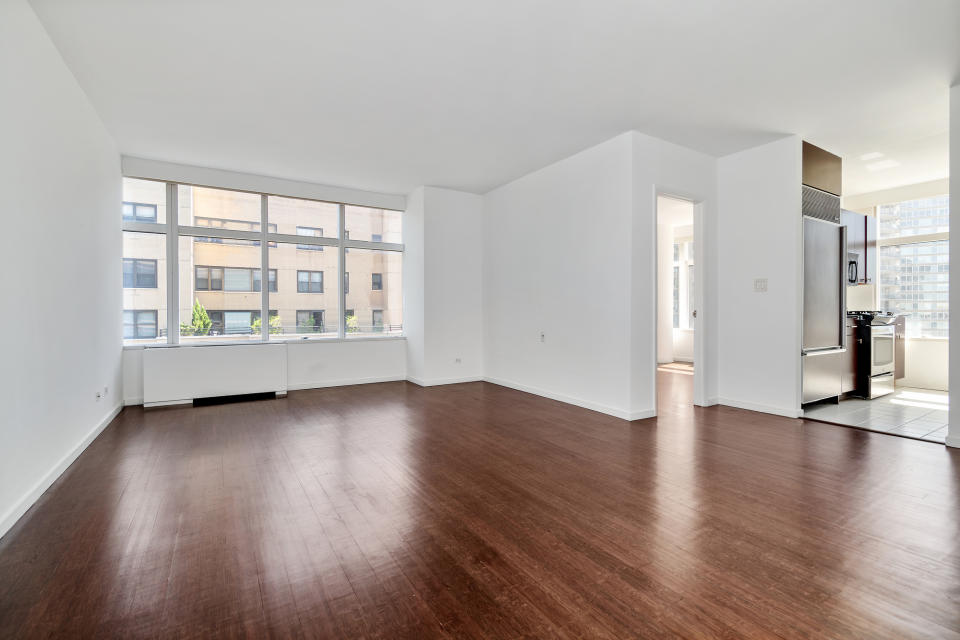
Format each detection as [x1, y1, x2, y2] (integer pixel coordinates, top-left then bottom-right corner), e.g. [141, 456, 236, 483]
[947, 84, 960, 448]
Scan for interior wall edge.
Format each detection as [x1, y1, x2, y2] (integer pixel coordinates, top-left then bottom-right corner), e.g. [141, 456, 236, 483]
[483, 376, 637, 421]
[0, 403, 121, 542]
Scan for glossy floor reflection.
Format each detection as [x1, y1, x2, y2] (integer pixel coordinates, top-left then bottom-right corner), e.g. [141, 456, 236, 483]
[1, 377, 958, 638]
[803, 387, 949, 443]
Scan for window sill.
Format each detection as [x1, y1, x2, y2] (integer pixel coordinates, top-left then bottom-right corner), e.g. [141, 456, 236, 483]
[122, 334, 405, 350]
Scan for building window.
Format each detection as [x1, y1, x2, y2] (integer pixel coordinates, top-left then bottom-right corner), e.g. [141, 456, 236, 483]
[297, 270, 324, 293]
[121, 178, 402, 343]
[372, 309, 384, 332]
[123, 258, 157, 289]
[878, 195, 949, 338]
[296, 310, 325, 333]
[122, 201, 157, 223]
[296, 226, 324, 250]
[195, 267, 275, 292]
[193, 217, 277, 246]
[123, 310, 158, 339]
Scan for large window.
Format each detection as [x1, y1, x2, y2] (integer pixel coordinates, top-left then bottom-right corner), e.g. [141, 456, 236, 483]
[672, 238, 694, 330]
[878, 195, 949, 338]
[121, 178, 402, 344]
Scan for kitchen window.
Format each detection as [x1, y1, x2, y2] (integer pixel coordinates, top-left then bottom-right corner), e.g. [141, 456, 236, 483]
[877, 195, 949, 338]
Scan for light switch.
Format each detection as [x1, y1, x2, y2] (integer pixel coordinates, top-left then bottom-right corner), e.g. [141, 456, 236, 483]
[754, 278, 768, 293]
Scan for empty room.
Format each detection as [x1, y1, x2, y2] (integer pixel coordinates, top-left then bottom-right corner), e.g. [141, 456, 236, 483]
[2, 0, 959, 637]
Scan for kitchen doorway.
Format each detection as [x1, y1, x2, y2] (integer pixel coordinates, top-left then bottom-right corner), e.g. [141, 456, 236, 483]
[656, 195, 697, 410]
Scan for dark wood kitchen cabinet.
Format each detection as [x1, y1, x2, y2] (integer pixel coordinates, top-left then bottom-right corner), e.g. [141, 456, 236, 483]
[802, 141, 842, 196]
[894, 315, 905, 380]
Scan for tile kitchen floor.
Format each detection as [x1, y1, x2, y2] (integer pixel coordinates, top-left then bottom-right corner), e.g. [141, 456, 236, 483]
[803, 387, 949, 443]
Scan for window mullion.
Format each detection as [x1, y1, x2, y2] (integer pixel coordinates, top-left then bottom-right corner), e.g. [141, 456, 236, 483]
[339, 204, 346, 339]
[261, 194, 269, 342]
[167, 183, 179, 345]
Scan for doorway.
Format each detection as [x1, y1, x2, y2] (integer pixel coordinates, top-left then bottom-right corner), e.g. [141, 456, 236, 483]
[655, 194, 697, 412]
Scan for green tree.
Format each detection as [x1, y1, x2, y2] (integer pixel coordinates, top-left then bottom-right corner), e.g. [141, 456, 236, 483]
[179, 299, 212, 336]
[251, 314, 283, 335]
[345, 313, 359, 333]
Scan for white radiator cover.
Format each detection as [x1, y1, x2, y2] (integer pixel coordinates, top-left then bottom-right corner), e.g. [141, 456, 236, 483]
[143, 343, 288, 406]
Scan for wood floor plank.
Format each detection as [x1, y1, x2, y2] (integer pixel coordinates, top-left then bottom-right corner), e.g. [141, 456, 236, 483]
[1, 373, 958, 638]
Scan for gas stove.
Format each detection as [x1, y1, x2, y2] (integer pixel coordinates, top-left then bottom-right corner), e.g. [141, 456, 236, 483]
[847, 310, 898, 325]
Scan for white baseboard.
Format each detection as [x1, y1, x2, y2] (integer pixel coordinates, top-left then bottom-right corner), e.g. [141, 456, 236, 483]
[124, 396, 143, 406]
[717, 397, 801, 419]
[407, 375, 483, 387]
[483, 376, 636, 421]
[629, 409, 657, 421]
[701, 397, 720, 407]
[945, 434, 960, 449]
[0, 404, 122, 541]
[286, 375, 406, 391]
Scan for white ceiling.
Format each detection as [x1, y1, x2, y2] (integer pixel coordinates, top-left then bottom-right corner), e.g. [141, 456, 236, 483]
[29, 0, 959, 196]
[657, 196, 694, 228]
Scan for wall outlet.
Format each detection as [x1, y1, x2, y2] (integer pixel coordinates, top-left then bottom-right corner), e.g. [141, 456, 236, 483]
[539, 332, 545, 343]
[104, 386, 109, 396]
[95, 391, 102, 400]
[454, 358, 461, 364]
[753, 278, 768, 293]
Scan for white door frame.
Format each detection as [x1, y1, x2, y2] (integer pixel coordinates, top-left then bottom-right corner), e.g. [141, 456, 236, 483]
[651, 188, 709, 415]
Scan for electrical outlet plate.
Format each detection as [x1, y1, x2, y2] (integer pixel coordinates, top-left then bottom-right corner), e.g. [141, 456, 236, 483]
[754, 278, 768, 293]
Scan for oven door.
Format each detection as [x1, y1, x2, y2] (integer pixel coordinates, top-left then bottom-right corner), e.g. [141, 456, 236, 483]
[870, 325, 895, 376]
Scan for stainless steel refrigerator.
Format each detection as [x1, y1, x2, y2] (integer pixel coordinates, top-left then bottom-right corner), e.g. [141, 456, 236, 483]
[801, 185, 847, 404]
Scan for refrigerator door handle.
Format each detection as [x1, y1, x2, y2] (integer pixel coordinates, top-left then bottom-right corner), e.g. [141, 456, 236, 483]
[839, 225, 847, 350]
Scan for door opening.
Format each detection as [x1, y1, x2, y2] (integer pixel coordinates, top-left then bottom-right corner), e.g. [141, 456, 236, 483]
[656, 195, 697, 409]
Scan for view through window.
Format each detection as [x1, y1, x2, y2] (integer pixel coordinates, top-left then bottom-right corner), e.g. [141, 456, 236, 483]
[877, 195, 949, 338]
[121, 178, 403, 345]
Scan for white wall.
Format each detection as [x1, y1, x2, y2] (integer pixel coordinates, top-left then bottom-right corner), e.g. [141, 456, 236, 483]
[630, 132, 718, 413]
[899, 339, 948, 391]
[121, 338, 407, 404]
[405, 187, 483, 385]
[483, 133, 636, 418]
[403, 188, 427, 381]
[948, 83, 959, 448]
[716, 136, 803, 417]
[0, 0, 121, 538]
[482, 132, 716, 419]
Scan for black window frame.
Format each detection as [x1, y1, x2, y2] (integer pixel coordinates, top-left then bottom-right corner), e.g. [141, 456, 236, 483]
[123, 309, 158, 339]
[372, 309, 384, 332]
[297, 270, 324, 293]
[122, 258, 158, 289]
[371, 273, 383, 291]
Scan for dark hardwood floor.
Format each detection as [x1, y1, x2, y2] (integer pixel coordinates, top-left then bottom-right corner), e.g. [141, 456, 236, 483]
[1, 372, 959, 638]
